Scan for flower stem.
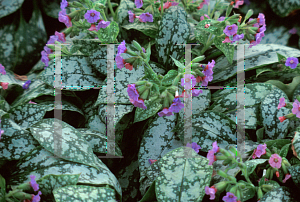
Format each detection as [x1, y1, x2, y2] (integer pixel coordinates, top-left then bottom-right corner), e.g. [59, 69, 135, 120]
[107, 0, 116, 21]
[210, 0, 221, 19]
[143, 58, 161, 85]
[99, 9, 107, 21]
[160, 0, 164, 16]
[200, 33, 213, 55]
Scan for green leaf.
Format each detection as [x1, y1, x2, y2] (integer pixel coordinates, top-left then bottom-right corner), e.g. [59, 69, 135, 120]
[40, 0, 61, 19]
[169, 56, 185, 72]
[241, 185, 256, 202]
[0, 174, 6, 191]
[0, 0, 24, 19]
[134, 98, 162, 123]
[194, 29, 210, 45]
[256, 127, 265, 143]
[161, 70, 178, 86]
[213, 35, 235, 65]
[256, 67, 274, 78]
[9, 103, 48, 129]
[195, 19, 222, 36]
[287, 164, 300, 189]
[29, 118, 101, 171]
[96, 21, 119, 43]
[0, 70, 26, 87]
[260, 87, 290, 139]
[98, 104, 134, 126]
[116, 0, 135, 24]
[279, 143, 291, 158]
[122, 22, 158, 38]
[155, 6, 190, 69]
[259, 187, 297, 202]
[140, 180, 156, 202]
[36, 174, 81, 199]
[53, 185, 118, 201]
[268, 0, 300, 17]
[0, 99, 11, 112]
[244, 159, 268, 176]
[155, 147, 213, 201]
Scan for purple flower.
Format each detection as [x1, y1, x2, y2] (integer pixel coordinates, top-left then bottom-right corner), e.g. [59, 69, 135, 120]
[181, 74, 197, 89]
[222, 192, 237, 202]
[135, 0, 143, 8]
[96, 20, 110, 29]
[285, 57, 299, 69]
[217, 16, 226, 21]
[258, 25, 266, 34]
[41, 51, 50, 67]
[278, 97, 286, 109]
[60, 0, 68, 10]
[23, 80, 31, 90]
[130, 98, 147, 109]
[234, 0, 244, 8]
[200, 14, 210, 21]
[289, 27, 297, 34]
[55, 31, 66, 43]
[248, 18, 259, 28]
[127, 84, 139, 101]
[292, 99, 300, 118]
[115, 55, 125, 70]
[0, 64, 6, 75]
[169, 97, 184, 113]
[192, 89, 202, 96]
[223, 24, 238, 36]
[117, 40, 127, 55]
[138, 12, 153, 22]
[205, 186, 217, 200]
[142, 47, 146, 53]
[32, 191, 42, 202]
[84, 9, 101, 24]
[47, 35, 59, 45]
[158, 108, 174, 117]
[171, 2, 179, 6]
[282, 174, 291, 183]
[128, 10, 136, 23]
[0, 129, 4, 140]
[269, 153, 282, 169]
[255, 32, 264, 44]
[186, 142, 201, 153]
[148, 159, 157, 165]
[231, 33, 244, 43]
[44, 46, 52, 54]
[29, 175, 39, 191]
[257, 13, 265, 26]
[211, 141, 219, 153]
[244, 0, 250, 5]
[58, 9, 72, 27]
[254, 143, 267, 158]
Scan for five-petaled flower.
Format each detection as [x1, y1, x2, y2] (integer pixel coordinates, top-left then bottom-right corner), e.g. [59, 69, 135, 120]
[0, 64, 6, 75]
[0, 82, 9, 90]
[96, 20, 110, 29]
[186, 142, 201, 153]
[84, 9, 101, 24]
[269, 153, 282, 169]
[292, 99, 300, 118]
[285, 57, 299, 69]
[169, 97, 184, 113]
[181, 74, 197, 89]
[135, 0, 143, 8]
[205, 185, 217, 200]
[22, 80, 31, 90]
[252, 143, 267, 159]
[223, 24, 238, 36]
[158, 107, 174, 117]
[223, 192, 238, 202]
[278, 97, 286, 109]
[138, 12, 153, 23]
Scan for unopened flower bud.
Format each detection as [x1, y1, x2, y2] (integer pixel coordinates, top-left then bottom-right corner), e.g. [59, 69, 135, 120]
[244, 9, 253, 21]
[247, 27, 257, 35]
[247, 18, 257, 25]
[68, 10, 81, 19]
[124, 57, 137, 64]
[194, 69, 205, 77]
[140, 88, 150, 100]
[275, 171, 280, 178]
[214, 181, 228, 192]
[216, 155, 228, 160]
[220, 148, 232, 157]
[132, 40, 143, 52]
[217, 170, 228, 178]
[257, 187, 264, 199]
[227, 175, 237, 182]
[282, 158, 291, 167]
[126, 49, 139, 56]
[192, 55, 205, 63]
[222, 158, 232, 166]
[135, 80, 147, 87]
[11, 191, 32, 200]
[137, 85, 147, 95]
[261, 184, 273, 192]
[285, 113, 296, 119]
[95, 2, 105, 9]
[229, 185, 237, 194]
[167, 92, 175, 106]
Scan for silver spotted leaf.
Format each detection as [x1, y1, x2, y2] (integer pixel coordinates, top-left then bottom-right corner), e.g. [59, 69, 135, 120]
[0, 0, 24, 19]
[244, 159, 268, 176]
[94, 61, 165, 105]
[138, 114, 182, 178]
[268, 0, 300, 17]
[35, 173, 80, 199]
[211, 44, 300, 84]
[210, 83, 274, 129]
[155, 6, 190, 69]
[0, 118, 40, 161]
[117, 0, 135, 24]
[98, 104, 134, 125]
[287, 164, 300, 189]
[292, 131, 300, 160]
[0, 69, 25, 87]
[259, 186, 297, 202]
[9, 103, 48, 129]
[38, 55, 105, 88]
[177, 110, 236, 152]
[213, 35, 235, 64]
[29, 118, 100, 171]
[96, 21, 119, 43]
[261, 87, 290, 139]
[260, 26, 290, 46]
[195, 19, 223, 36]
[121, 22, 158, 38]
[53, 185, 118, 202]
[9, 146, 122, 199]
[10, 79, 54, 109]
[39, 100, 85, 117]
[85, 114, 107, 134]
[76, 128, 122, 156]
[194, 28, 209, 45]
[155, 146, 213, 201]
[0, 96, 11, 112]
[134, 99, 162, 123]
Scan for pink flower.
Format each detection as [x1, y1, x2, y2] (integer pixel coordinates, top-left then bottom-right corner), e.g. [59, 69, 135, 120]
[88, 24, 97, 31]
[58, 9, 72, 27]
[55, 31, 66, 43]
[0, 82, 9, 90]
[198, 0, 209, 9]
[159, 1, 172, 11]
[207, 150, 216, 165]
[130, 98, 147, 109]
[234, 0, 244, 9]
[158, 107, 174, 117]
[269, 153, 282, 169]
[278, 97, 286, 109]
[222, 36, 232, 43]
[211, 141, 219, 153]
[29, 101, 37, 104]
[60, 0, 68, 10]
[96, 20, 110, 29]
[148, 159, 157, 165]
[282, 174, 291, 183]
[200, 14, 210, 21]
[289, 28, 297, 34]
[205, 185, 217, 200]
[115, 55, 126, 70]
[253, 143, 267, 158]
[128, 10, 136, 23]
[169, 97, 184, 113]
[84, 9, 101, 24]
[181, 74, 197, 89]
[218, 16, 226, 21]
[32, 191, 42, 202]
[292, 99, 300, 118]
[127, 84, 139, 101]
[186, 142, 201, 153]
[0, 129, 4, 140]
[0, 64, 6, 75]
[278, 116, 287, 122]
